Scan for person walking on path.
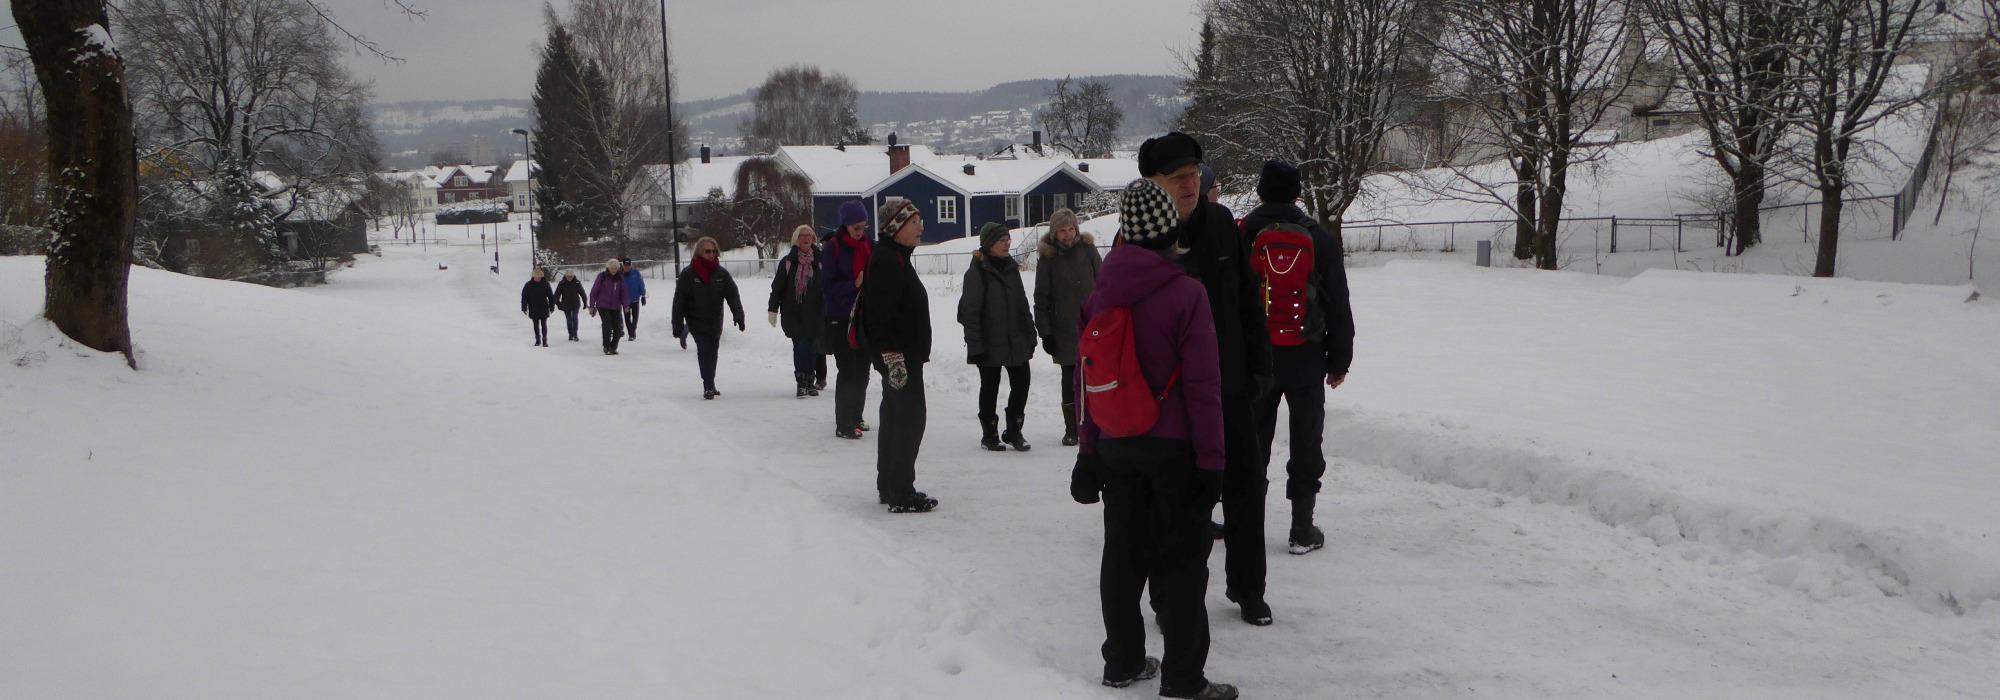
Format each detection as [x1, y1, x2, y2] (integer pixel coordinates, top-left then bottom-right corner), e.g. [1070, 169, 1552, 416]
[588, 259, 629, 355]
[620, 257, 648, 340]
[822, 200, 875, 439]
[1069, 179, 1235, 700]
[861, 197, 938, 513]
[1139, 132, 1276, 627]
[671, 236, 746, 400]
[1241, 159, 1355, 556]
[771, 225, 826, 398]
[1033, 208, 1100, 447]
[554, 270, 588, 342]
[521, 269, 556, 347]
[959, 222, 1038, 452]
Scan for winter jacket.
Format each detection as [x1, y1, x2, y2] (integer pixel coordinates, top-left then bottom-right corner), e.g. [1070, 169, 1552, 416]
[1177, 200, 1273, 397]
[588, 271, 627, 311]
[521, 279, 556, 319]
[671, 265, 746, 338]
[554, 278, 588, 312]
[860, 238, 931, 364]
[958, 253, 1037, 367]
[769, 248, 825, 341]
[1033, 232, 1100, 365]
[1241, 201, 1355, 381]
[1076, 244, 1224, 471]
[622, 267, 648, 306]
[821, 231, 869, 320]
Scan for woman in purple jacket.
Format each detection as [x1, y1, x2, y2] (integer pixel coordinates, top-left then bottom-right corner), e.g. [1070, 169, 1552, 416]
[587, 258, 629, 355]
[1069, 180, 1235, 700]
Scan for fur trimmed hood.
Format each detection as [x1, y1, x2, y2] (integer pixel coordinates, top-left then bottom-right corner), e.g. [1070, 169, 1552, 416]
[1038, 231, 1097, 258]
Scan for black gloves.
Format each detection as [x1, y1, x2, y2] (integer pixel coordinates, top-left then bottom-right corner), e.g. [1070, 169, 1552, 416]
[736, 319, 746, 332]
[1196, 469, 1224, 505]
[1070, 454, 1104, 505]
[678, 332, 688, 349]
[968, 353, 988, 366]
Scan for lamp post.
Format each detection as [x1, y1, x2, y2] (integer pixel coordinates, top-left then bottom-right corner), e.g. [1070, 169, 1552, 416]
[658, 0, 682, 277]
[511, 128, 538, 272]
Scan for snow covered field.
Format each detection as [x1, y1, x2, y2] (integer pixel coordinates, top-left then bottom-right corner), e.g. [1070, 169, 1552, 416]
[4, 228, 1998, 697]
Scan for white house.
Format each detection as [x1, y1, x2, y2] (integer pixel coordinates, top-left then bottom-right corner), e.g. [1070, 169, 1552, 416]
[377, 170, 439, 215]
[502, 159, 537, 212]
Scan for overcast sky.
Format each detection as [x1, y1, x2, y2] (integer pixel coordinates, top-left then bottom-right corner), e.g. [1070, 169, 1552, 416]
[317, 0, 1205, 103]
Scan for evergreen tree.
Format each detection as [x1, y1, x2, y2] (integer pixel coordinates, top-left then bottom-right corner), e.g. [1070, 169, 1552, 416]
[531, 20, 615, 251]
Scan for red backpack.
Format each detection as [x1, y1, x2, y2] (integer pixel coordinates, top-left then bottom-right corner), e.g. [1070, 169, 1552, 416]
[1251, 223, 1318, 348]
[1078, 307, 1180, 438]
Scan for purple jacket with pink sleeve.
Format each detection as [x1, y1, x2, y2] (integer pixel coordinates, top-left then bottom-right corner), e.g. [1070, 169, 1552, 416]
[1076, 244, 1225, 470]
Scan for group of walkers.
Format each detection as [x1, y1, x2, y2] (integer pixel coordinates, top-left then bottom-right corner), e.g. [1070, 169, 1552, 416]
[513, 131, 1354, 699]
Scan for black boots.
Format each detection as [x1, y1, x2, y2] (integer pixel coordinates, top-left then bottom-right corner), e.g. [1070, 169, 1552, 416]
[1061, 402, 1079, 446]
[795, 372, 811, 399]
[1288, 498, 1324, 555]
[980, 415, 1006, 451]
[1002, 411, 1031, 452]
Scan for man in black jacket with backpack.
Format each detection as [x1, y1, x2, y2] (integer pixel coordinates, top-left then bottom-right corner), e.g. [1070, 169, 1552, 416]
[1240, 159, 1355, 557]
[1138, 133, 1279, 627]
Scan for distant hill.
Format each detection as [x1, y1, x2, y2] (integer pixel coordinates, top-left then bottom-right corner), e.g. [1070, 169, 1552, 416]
[372, 74, 1186, 167]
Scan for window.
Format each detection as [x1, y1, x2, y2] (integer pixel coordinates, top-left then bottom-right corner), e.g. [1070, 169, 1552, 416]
[1651, 118, 1672, 127]
[936, 196, 958, 224]
[454, 176, 468, 187]
[1004, 195, 1020, 221]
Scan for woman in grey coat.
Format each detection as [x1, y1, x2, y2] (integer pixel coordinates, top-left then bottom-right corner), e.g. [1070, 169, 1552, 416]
[959, 222, 1038, 452]
[1033, 208, 1100, 446]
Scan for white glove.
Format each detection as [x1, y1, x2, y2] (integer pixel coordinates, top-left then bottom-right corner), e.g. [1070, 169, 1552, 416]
[882, 352, 909, 390]
[767, 311, 779, 328]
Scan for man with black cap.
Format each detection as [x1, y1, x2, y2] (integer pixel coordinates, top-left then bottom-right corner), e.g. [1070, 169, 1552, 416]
[1240, 159, 1354, 557]
[1137, 132, 1277, 627]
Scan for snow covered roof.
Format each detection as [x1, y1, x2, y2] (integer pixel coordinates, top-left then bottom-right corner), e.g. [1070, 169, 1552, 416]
[866, 160, 1098, 197]
[378, 170, 439, 189]
[436, 165, 498, 186]
[633, 156, 761, 204]
[502, 159, 537, 183]
[773, 144, 940, 194]
[1070, 159, 1143, 191]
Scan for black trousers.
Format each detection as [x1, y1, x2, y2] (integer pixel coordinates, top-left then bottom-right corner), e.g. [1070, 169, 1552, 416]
[976, 363, 1030, 420]
[563, 309, 580, 339]
[873, 360, 926, 499]
[1255, 375, 1327, 504]
[1059, 363, 1077, 407]
[624, 303, 641, 338]
[529, 315, 548, 344]
[1098, 438, 1214, 691]
[828, 321, 871, 431]
[693, 332, 720, 390]
[1217, 392, 1270, 599]
[598, 309, 623, 352]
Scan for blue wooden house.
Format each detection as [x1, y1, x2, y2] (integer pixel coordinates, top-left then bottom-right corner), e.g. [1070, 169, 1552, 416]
[862, 160, 1099, 244]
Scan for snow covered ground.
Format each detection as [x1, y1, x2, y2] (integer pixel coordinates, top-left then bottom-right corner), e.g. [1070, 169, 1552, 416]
[4, 225, 1999, 696]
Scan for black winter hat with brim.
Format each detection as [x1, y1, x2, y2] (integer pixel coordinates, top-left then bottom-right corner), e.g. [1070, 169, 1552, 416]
[1137, 132, 1204, 178]
[1257, 159, 1301, 204]
[979, 222, 1011, 251]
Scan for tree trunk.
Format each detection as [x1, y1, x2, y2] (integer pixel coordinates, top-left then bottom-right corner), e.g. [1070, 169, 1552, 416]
[1813, 183, 1842, 278]
[14, 0, 138, 364]
[1536, 155, 1568, 271]
[1513, 157, 1537, 261]
[1731, 163, 1766, 256]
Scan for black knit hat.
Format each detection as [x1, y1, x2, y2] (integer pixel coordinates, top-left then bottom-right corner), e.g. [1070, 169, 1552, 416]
[1257, 159, 1301, 204]
[1137, 132, 1204, 178]
[1119, 179, 1180, 251]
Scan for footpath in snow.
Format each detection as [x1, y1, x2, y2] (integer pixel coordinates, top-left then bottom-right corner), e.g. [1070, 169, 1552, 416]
[4, 235, 1999, 697]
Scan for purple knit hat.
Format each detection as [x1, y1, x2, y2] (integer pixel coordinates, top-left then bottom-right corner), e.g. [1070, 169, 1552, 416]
[838, 200, 869, 229]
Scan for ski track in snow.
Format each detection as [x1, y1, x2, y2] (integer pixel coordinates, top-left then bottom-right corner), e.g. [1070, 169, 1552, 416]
[3, 230, 1998, 697]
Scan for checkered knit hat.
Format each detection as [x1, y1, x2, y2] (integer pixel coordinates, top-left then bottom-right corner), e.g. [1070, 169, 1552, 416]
[1119, 179, 1180, 251]
[878, 197, 921, 242]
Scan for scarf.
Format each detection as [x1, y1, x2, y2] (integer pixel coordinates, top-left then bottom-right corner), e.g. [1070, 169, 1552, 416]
[691, 255, 719, 284]
[836, 232, 872, 282]
[794, 245, 816, 298]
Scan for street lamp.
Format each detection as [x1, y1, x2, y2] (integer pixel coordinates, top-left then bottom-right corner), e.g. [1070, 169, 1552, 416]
[658, 0, 682, 277]
[511, 128, 539, 272]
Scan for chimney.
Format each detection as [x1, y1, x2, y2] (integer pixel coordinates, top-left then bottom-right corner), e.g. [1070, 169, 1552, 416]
[699, 145, 711, 164]
[1078, 162, 1090, 173]
[963, 164, 976, 176]
[1032, 130, 1042, 154]
[889, 144, 912, 175]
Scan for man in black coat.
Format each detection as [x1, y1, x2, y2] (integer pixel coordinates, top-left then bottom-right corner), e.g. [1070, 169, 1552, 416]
[1240, 159, 1354, 557]
[1139, 132, 1277, 627]
[861, 197, 938, 514]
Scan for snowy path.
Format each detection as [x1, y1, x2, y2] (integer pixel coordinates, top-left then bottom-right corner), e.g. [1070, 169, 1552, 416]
[4, 238, 1998, 697]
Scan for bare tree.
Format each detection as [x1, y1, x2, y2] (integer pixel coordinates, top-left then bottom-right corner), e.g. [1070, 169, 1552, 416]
[12, 0, 138, 361]
[727, 156, 811, 258]
[741, 65, 868, 154]
[1195, 0, 1428, 229]
[1788, 0, 1934, 277]
[0, 50, 48, 230]
[1037, 77, 1123, 159]
[117, 0, 380, 271]
[1425, 0, 1635, 269]
[1640, 0, 1809, 254]
[562, 0, 686, 242]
